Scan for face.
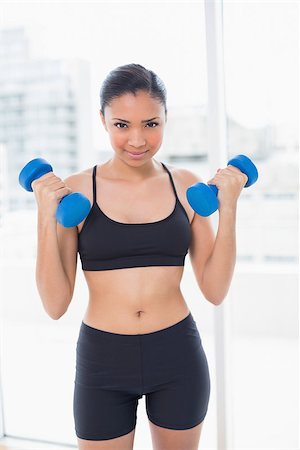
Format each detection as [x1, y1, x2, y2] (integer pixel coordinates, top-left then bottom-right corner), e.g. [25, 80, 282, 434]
[99, 90, 167, 164]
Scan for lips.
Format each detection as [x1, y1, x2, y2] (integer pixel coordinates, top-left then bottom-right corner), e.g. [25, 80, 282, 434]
[125, 150, 147, 155]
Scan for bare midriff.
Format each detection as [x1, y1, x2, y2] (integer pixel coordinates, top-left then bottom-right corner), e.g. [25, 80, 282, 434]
[82, 265, 190, 334]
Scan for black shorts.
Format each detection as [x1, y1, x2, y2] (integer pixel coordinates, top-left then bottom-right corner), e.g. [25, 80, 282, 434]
[73, 311, 211, 441]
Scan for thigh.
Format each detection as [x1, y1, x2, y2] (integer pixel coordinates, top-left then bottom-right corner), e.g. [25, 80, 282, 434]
[143, 317, 211, 429]
[77, 428, 136, 450]
[73, 322, 142, 441]
[149, 419, 204, 450]
[73, 381, 139, 441]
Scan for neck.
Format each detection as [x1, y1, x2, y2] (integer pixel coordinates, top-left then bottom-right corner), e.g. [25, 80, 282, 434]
[106, 156, 160, 181]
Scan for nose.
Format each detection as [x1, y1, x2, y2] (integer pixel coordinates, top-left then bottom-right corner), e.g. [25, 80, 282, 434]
[128, 129, 146, 148]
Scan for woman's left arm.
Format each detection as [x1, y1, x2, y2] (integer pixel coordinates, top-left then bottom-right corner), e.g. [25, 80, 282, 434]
[184, 165, 248, 306]
[200, 165, 248, 305]
[201, 203, 237, 305]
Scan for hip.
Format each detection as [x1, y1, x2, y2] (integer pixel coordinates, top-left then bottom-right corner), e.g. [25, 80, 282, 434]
[75, 311, 209, 391]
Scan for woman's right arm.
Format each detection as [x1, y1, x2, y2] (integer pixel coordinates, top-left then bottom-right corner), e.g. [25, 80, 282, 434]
[33, 173, 79, 320]
[36, 214, 78, 319]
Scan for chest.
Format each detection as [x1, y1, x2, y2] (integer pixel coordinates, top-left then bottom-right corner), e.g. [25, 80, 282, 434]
[93, 172, 193, 225]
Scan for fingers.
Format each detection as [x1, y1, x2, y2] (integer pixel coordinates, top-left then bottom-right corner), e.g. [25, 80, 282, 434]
[208, 166, 248, 187]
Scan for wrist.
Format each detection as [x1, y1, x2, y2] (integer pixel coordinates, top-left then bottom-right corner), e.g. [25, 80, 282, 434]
[218, 203, 237, 215]
[38, 212, 57, 227]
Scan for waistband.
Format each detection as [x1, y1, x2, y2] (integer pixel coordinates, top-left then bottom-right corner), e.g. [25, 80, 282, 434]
[80, 311, 195, 342]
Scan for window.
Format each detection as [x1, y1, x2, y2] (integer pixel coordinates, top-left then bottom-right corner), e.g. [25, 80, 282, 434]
[223, 1, 298, 448]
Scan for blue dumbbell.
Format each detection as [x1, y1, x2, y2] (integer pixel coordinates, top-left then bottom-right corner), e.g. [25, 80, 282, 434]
[186, 154, 258, 217]
[19, 157, 91, 228]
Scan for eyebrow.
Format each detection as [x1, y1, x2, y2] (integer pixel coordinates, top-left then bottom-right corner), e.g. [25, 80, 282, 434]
[111, 117, 160, 123]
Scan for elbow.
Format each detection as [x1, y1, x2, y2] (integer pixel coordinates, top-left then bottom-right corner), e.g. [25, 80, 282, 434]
[47, 308, 66, 320]
[200, 281, 227, 306]
[201, 286, 226, 306]
[212, 297, 225, 306]
[43, 298, 71, 321]
[207, 293, 227, 306]
[203, 295, 224, 306]
[200, 284, 223, 306]
[49, 311, 64, 320]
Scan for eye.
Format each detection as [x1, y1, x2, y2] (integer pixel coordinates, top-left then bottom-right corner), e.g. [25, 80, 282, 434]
[114, 122, 127, 129]
[114, 121, 159, 129]
[147, 121, 159, 128]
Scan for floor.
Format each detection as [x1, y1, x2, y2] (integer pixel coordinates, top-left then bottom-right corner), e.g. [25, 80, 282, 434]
[0, 437, 74, 450]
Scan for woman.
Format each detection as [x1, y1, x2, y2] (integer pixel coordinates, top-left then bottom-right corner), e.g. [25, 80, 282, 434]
[34, 64, 247, 450]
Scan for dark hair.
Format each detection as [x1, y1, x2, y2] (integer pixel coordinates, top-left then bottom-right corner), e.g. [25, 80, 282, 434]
[99, 63, 167, 118]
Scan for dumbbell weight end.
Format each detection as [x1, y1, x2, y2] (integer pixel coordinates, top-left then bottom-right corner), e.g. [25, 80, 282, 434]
[56, 193, 91, 228]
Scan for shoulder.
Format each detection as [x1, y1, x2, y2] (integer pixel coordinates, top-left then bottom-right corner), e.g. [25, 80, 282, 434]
[61, 166, 95, 204]
[164, 163, 204, 187]
[176, 167, 204, 185]
[63, 166, 93, 186]
[163, 164, 205, 224]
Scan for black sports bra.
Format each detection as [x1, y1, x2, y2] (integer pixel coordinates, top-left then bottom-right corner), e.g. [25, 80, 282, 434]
[77, 162, 192, 271]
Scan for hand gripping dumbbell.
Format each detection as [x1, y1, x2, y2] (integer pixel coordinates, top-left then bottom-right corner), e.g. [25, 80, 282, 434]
[19, 158, 91, 228]
[186, 154, 258, 217]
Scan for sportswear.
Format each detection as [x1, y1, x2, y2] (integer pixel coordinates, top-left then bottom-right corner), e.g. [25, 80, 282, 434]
[73, 312, 211, 440]
[77, 162, 191, 271]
